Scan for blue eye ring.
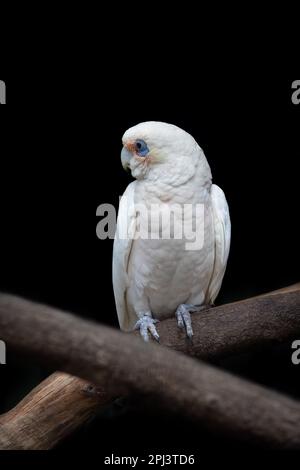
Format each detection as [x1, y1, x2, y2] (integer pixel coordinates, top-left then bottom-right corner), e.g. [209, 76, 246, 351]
[135, 139, 149, 157]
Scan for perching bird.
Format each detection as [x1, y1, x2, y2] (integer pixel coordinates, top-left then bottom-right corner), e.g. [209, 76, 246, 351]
[113, 122, 231, 341]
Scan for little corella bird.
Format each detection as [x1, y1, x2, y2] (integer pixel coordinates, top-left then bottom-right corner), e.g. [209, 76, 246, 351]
[113, 122, 231, 341]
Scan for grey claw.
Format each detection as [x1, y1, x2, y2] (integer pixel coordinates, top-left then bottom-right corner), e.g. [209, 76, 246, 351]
[176, 305, 194, 338]
[134, 312, 160, 342]
[176, 310, 185, 329]
[149, 323, 160, 342]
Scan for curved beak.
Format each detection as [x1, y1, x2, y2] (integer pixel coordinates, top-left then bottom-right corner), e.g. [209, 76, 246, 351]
[121, 147, 132, 171]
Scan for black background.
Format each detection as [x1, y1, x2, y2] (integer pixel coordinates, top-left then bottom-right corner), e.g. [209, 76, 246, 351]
[0, 74, 299, 463]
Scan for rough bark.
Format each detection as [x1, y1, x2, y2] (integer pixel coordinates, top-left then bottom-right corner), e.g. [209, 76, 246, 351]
[0, 372, 112, 450]
[137, 283, 300, 358]
[1, 284, 300, 363]
[0, 285, 300, 449]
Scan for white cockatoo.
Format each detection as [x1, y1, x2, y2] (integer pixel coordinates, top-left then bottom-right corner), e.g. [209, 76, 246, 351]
[113, 122, 231, 341]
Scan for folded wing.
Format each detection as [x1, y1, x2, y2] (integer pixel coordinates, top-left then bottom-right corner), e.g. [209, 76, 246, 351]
[207, 184, 231, 304]
[112, 182, 137, 331]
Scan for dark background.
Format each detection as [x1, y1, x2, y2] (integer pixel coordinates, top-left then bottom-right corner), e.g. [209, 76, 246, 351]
[0, 76, 299, 460]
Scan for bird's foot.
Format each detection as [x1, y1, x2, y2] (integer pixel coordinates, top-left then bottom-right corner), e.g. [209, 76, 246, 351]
[176, 304, 211, 339]
[134, 311, 160, 343]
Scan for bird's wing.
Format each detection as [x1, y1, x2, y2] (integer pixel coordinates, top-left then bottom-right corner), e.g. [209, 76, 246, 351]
[112, 181, 137, 331]
[207, 184, 231, 304]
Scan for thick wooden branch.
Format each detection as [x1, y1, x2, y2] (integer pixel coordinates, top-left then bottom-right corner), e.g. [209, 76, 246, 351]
[0, 285, 300, 449]
[148, 283, 300, 358]
[0, 372, 112, 450]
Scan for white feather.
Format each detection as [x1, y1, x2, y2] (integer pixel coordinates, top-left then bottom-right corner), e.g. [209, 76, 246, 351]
[112, 182, 137, 331]
[207, 184, 231, 304]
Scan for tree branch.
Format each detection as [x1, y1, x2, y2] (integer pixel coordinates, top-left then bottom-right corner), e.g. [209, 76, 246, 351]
[0, 372, 112, 449]
[138, 283, 300, 359]
[0, 285, 300, 449]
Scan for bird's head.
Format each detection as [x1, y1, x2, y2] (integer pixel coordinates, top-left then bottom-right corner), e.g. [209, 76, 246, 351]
[121, 121, 203, 182]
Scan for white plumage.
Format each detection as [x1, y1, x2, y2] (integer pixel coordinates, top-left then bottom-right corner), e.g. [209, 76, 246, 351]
[113, 122, 231, 340]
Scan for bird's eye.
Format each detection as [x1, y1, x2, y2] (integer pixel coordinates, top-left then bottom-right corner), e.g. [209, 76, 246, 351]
[135, 139, 149, 157]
